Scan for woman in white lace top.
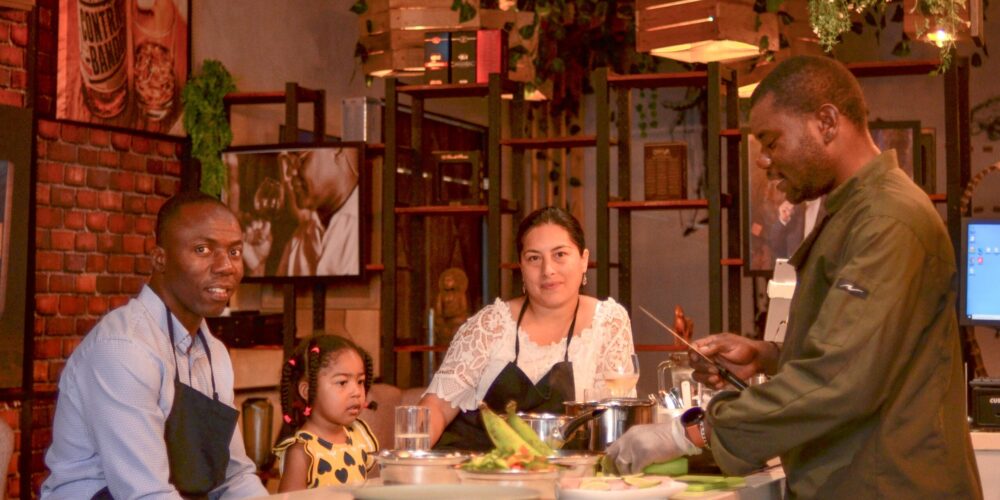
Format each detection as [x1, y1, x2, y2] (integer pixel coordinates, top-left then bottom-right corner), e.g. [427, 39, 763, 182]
[419, 207, 636, 450]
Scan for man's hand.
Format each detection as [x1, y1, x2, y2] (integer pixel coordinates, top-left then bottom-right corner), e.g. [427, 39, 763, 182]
[605, 419, 699, 474]
[690, 334, 779, 390]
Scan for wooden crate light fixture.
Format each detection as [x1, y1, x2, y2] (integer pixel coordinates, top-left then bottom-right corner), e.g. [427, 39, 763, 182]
[636, 0, 778, 63]
[358, 0, 480, 77]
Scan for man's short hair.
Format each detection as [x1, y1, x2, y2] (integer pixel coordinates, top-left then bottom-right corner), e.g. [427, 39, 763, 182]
[155, 191, 236, 245]
[750, 55, 868, 129]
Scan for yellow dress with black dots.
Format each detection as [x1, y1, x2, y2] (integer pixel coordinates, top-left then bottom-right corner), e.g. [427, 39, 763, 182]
[274, 419, 379, 488]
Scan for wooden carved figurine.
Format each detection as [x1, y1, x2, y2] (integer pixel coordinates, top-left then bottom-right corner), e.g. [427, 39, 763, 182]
[434, 267, 469, 346]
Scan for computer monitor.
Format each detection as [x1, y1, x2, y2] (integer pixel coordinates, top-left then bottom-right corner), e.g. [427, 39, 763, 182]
[959, 217, 1000, 327]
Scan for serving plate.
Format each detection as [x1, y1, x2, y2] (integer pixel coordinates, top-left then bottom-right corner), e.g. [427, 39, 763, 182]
[353, 484, 540, 499]
[557, 476, 687, 499]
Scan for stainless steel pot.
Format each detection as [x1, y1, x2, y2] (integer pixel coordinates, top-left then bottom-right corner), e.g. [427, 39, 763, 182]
[563, 397, 655, 451]
[516, 408, 604, 450]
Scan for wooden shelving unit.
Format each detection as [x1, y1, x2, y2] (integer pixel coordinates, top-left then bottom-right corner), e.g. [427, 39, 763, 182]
[595, 63, 742, 334]
[381, 74, 519, 384]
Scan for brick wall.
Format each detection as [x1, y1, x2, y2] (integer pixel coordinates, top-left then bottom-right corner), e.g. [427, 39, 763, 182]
[2, 1, 184, 495]
[0, 7, 28, 107]
[26, 124, 183, 495]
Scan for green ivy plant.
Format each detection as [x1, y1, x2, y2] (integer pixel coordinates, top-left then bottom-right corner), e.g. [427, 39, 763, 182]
[182, 60, 237, 197]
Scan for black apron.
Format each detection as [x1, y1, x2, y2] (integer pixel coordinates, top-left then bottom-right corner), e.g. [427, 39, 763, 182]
[92, 309, 239, 500]
[436, 298, 578, 451]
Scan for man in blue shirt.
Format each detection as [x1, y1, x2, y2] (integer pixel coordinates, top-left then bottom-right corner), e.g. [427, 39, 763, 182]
[42, 192, 267, 499]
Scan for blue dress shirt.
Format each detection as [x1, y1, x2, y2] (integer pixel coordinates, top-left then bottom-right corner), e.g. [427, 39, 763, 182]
[41, 286, 267, 499]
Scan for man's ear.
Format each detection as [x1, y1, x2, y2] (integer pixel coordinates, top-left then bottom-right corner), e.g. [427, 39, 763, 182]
[151, 246, 167, 272]
[816, 104, 840, 144]
[298, 379, 309, 402]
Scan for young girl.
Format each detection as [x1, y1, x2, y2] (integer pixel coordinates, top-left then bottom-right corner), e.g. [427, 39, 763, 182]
[273, 335, 379, 491]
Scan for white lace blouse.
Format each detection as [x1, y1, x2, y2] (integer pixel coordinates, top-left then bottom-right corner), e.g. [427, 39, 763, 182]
[424, 297, 635, 412]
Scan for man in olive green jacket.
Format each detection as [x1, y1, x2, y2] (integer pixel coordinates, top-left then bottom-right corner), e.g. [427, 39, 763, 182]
[607, 56, 982, 498]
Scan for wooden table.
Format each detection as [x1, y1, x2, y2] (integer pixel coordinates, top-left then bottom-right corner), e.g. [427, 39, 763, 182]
[251, 467, 786, 499]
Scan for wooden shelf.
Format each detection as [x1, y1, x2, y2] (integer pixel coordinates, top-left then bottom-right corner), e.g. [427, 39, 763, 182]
[224, 87, 323, 106]
[607, 71, 708, 89]
[395, 205, 488, 215]
[609, 199, 708, 210]
[720, 128, 741, 137]
[608, 194, 732, 210]
[364, 263, 384, 272]
[394, 199, 518, 215]
[846, 59, 940, 78]
[397, 80, 518, 99]
[501, 135, 614, 149]
[721, 258, 744, 266]
[929, 193, 947, 203]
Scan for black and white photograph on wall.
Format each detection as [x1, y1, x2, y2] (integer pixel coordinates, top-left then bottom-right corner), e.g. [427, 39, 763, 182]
[742, 133, 826, 275]
[223, 144, 365, 279]
[870, 120, 924, 189]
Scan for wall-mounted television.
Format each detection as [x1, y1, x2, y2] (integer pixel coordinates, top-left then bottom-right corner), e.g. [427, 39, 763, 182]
[222, 143, 368, 281]
[959, 217, 1000, 327]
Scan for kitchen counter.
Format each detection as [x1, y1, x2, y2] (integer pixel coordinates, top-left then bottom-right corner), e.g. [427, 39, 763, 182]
[252, 467, 786, 500]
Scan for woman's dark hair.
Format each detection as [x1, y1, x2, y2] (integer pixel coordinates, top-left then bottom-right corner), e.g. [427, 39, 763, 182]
[277, 334, 374, 440]
[516, 206, 586, 255]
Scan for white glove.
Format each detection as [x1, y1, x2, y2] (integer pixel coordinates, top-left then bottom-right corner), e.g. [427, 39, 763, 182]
[605, 417, 700, 474]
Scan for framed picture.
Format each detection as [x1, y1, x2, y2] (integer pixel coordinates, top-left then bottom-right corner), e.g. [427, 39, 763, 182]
[0, 105, 31, 388]
[0, 161, 11, 316]
[742, 132, 825, 275]
[56, 0, 190, 136]
[222, 143, 368, 280]
[870, 121, 924, 189]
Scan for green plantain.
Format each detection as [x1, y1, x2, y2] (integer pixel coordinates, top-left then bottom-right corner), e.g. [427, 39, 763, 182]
[505, 401, 555, 456]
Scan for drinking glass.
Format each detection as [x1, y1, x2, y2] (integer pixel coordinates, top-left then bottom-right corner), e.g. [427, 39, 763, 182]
[603, 354, 640, 398]
[253, 177, 285, 221]
[394, 405, 430, 450]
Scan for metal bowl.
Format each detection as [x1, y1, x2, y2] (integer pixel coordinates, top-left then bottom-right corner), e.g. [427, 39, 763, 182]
[375, 449, 469, 485]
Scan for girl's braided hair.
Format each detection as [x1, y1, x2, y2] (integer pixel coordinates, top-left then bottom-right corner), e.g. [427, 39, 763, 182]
[277, 334, 374, 441]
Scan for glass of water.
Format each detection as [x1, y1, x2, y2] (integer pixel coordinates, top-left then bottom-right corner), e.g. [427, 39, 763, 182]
[394, 405, 430, 450]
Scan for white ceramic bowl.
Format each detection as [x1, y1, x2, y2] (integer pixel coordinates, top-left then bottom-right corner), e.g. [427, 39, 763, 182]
[375, 450, 469, 485]
[457, 468, 561, 499]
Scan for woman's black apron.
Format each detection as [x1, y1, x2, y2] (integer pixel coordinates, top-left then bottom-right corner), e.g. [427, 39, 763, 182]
[92, 309, 239, 500]
[436, 298, 578, 451]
